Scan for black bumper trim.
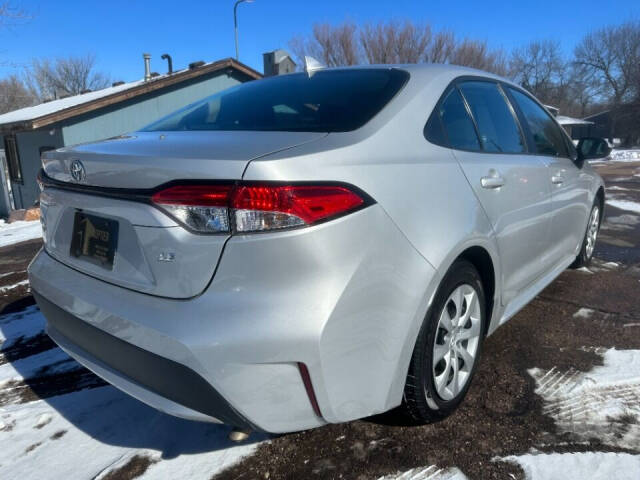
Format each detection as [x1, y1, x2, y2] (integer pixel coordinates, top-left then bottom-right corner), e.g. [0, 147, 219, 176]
[33, 290, 259, 431]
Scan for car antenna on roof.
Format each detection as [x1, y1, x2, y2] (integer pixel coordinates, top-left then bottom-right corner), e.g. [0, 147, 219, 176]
[304, 56, 325, 77]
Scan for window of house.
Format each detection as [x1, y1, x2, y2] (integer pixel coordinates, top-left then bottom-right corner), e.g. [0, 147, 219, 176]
[508, 88, 568, 157]
[458, 81, 525, 153]
[4, 135, 22, 183]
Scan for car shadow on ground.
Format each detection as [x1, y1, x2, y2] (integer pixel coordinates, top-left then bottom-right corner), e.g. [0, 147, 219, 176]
[0, 296, 267, 459]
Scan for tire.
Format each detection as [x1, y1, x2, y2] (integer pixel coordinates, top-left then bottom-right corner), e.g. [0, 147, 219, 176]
[401, 259, 486, 423]
[571, 203, 601, 269]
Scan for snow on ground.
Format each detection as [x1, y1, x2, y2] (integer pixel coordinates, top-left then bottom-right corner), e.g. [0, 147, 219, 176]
[587, 259, 622, 272]
[607, 149, 640, 162]
[572, 308, 594, 319]
[379, 466, 469, 480]
[501, 349, 640, 479]
[576, 266, 593, 274]
[503, 452, 640, 480]
[600, 261, 620, 269]
[0, 279, 30, 294]
[0, 220, 42, 248]
[606, 199, 640, 214]
[603, 214, 640, 232]
[0, 305, 265, 479]
[0, 305, 44, 346]
[529, 349, 640, 450]
[0, 347, 80, 382]
[0, 387, 263, 479]
[606, 213, 640, 226]
[0, 271, 23, 279]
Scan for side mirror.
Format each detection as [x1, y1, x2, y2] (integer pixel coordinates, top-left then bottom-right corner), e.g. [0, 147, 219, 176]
[576, 137, 612, 162]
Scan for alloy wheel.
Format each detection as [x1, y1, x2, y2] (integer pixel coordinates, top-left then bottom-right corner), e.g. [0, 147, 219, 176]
[585, 206, 600, 259]
[432, 284, 482, 401]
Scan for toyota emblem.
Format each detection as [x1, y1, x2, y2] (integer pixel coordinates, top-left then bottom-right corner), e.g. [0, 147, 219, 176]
[70, 159, 86, 182]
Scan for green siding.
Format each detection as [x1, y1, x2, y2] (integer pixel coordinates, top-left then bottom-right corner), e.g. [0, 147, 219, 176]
[61, 72, 241, 145]
[0, 70, 250, 215]
[3, 128, 64, 210]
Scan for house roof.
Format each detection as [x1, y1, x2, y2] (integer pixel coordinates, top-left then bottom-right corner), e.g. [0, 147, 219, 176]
[0, 58, 261, 133]
[584, 110, 611, 120]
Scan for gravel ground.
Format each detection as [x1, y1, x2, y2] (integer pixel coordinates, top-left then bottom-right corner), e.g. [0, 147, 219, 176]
[0, 161, 639, 480]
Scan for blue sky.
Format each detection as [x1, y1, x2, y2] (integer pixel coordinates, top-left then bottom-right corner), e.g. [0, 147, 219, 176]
[0, 0, 638, 83]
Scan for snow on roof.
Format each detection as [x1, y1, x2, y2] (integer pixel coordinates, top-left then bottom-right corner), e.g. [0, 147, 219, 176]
[556, 115, 594, 126]
[0, 58, 262, 131]
[0, 78, 145, 126]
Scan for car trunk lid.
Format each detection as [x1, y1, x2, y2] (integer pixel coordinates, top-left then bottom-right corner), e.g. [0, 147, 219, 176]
[43, 130, 326, 188]
[40, 130, 326, 299]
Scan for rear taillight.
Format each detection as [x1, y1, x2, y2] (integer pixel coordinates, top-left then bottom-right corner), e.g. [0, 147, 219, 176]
[230, 185, 364, 232]
[151, 185, 233, 233]
[151, 183, 368, 234]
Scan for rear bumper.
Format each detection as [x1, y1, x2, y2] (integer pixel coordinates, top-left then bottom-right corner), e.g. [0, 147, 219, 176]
[34, 290, 257, 430]
[29, 205, 436, 433]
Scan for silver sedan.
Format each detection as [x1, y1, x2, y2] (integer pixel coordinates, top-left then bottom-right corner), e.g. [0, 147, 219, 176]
[29, 64, 607, 433]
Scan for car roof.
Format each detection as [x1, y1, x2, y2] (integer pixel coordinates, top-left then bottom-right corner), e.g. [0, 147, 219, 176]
[311, 63, 519, 90]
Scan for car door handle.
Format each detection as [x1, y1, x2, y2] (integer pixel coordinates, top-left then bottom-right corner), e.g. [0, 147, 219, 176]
[551, 175, 564, 185]
[481, 176, 505, 189]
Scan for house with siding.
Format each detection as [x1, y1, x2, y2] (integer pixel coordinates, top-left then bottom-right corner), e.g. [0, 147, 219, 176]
[0, 57, 261, 218]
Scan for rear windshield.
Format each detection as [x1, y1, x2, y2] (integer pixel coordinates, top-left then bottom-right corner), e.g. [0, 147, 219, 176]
[142, 69, 409, 133]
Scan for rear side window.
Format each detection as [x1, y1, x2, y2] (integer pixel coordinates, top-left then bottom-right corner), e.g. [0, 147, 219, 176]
[424, 111, 447, 146]
[143, 69, 409, 133]
[508, 88, 568, 157]
[438, 88, 480, 151]
[458, 82, 525, 153]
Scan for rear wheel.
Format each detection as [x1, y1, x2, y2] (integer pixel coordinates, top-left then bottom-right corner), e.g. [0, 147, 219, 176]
[402, 260, 486, 423]
[571, 203, 600, 269]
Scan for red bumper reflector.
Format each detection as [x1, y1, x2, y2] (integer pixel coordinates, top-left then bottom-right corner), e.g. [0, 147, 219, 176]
[298, 362, 322, 418]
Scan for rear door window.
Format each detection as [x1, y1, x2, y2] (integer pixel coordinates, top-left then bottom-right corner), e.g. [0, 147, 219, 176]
[508, 88, 568, 157]
[437, 88, 480, 151]
[458, 81, 525, 153]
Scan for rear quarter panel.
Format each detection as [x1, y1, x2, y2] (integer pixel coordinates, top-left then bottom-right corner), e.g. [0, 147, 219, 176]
[241, 71, 505, 412]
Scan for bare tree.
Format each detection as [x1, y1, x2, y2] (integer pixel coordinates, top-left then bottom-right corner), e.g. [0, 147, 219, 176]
[25, 54, 110, 101]
[360, 20, 432, 64]
[290, 22, 360, 67]
[291, 21, 506, 73]
[574, 21, 640, 145]
[0, 74, 34, 113]
[510, 40, 565, 102]
[450, 39, 509, 76]
[394, 21, 432, 63]
[426, 31, 456, 63]
[360, 21, 398, 64]
[574, 21, 640, 105]
[559, 64, 598, 117]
